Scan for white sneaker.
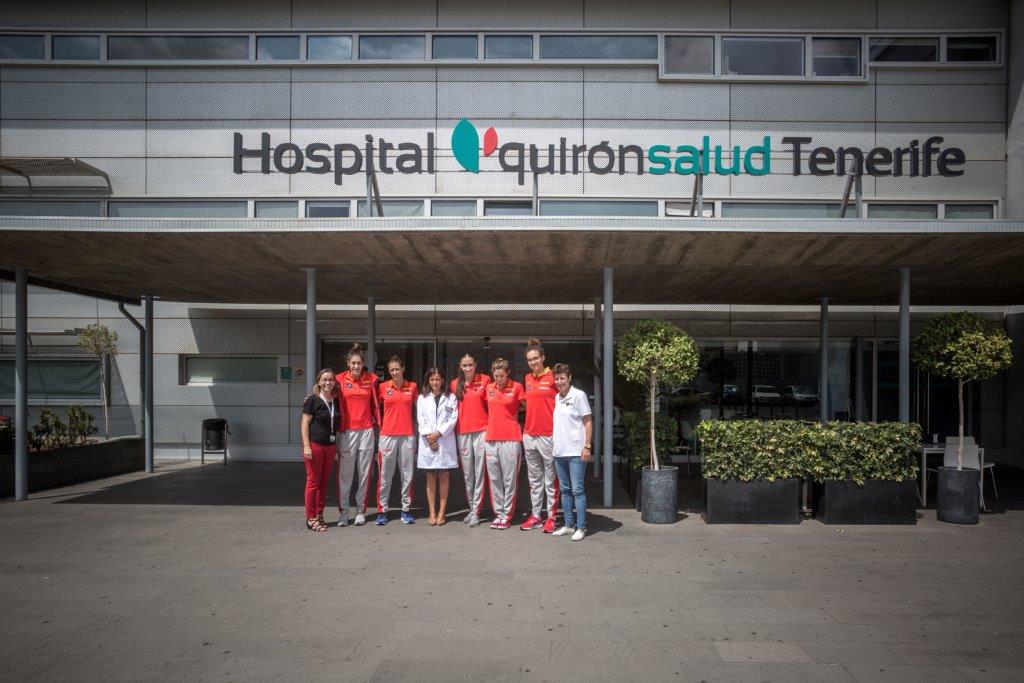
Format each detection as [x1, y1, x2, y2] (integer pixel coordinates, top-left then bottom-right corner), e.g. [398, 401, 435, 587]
[571, 528, 586, 541]
[468, 514, 481, 527]
[552, 526, 574, 537]
[337, 509, 349, 527]
[354, 512, 366, 526]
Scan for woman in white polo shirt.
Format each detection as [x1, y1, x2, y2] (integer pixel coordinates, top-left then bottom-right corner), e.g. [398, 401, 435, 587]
[550, 363, 593, 541]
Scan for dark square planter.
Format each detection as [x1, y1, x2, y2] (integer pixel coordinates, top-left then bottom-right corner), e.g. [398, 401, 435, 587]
[702, 478, 801, 524]
[813, 479, 917, 525]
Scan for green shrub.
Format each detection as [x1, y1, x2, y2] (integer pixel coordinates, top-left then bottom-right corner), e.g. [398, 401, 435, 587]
[27, 405, 98, 450]
[697, 419, 922, 484]
[67, 404, 98, 445]
[817, 422, 920, 484]
[697, 419, 825, 482]
[622, 411, 678, 470]
[0, 415, 13, 442]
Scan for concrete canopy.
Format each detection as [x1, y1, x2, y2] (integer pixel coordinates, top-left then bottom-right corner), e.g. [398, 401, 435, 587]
[4, 216, 1024, 305]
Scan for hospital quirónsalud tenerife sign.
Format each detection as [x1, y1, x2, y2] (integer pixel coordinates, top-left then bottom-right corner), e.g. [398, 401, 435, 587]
[233, 119, 966, 186]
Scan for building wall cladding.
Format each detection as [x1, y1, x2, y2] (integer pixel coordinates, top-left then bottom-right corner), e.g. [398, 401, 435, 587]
[0, 0, 1010, 201]
[0, 0, 1016, 460]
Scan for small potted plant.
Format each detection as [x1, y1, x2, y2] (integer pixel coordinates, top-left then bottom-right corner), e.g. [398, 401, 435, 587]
[77, 323, 118, 439]
[616, 319, 699, 524]
[912, 312, 1012, 524]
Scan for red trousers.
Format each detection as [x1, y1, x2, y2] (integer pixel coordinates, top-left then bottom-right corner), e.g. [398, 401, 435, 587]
[304, 442, 335, 519]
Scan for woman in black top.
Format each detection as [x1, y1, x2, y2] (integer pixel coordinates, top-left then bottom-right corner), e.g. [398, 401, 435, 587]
[301, 368, 343, 532]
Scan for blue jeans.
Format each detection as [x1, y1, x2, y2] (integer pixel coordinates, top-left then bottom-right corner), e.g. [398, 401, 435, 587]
[554, 456, 587, 530]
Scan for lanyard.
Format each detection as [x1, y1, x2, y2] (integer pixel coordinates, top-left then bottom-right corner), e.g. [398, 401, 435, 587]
[321, 395, 335, 428]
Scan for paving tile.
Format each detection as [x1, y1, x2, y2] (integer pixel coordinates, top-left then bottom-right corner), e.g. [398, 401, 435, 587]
[797, 641, 905, 665]
[843, 664, 972, 682]
[714, 640, 813, 663]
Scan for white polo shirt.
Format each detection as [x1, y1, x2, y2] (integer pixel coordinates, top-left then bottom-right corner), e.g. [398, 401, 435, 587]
[552, 386, 592, 457]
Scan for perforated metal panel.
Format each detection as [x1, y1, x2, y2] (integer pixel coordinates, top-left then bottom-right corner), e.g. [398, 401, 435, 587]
[293, 81, 436, 119]
[147, 68, 292, 83]
[80, 157, 147, 194]
[292, 0, 438, 28]
[292, 120, 436, 147]
[730, 170, 856, 198]
[585, 120, 727, 149]
[438, 0, 584, 28]
[145, 0, 293, 28]
[875, 161, 1005, 197]
[294, 67, 437, 83]
[439, 81, 583, 119]
[876, 122, 1007, 161]
[0, 0, 146, 28]
[154, 405, 291, 445]
[874, 68, 1008, 87]
[585, 82, 729, 121]
[876, 85, 1006, 123]
[145, 157, 289, 196]
[148, 121, 290, 158]
[1, 82, 146, 120]
[583, 0, 730, 28]
[583, 67, 659, 84]
[147, 82, 292, 120]
[730, 0, 876, 29]
[876, 0, 1007, 30]
[1, 67, 146, 83]
[731, 121, 874, 152]
[730, 84, 875, 123]
[438, 67, 584, 83]
[153, 317, 290, 354]
[1, 120, 145, 158]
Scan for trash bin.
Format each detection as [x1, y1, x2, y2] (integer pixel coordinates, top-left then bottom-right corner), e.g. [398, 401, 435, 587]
[201, 418, 230, 464]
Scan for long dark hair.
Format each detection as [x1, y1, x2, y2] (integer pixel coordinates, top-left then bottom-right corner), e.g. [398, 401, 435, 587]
[421, 366, 450, 396]
[455, 352, 476, 401]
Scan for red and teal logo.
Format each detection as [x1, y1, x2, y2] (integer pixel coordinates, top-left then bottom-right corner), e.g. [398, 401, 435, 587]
[451, 119, 498, 173]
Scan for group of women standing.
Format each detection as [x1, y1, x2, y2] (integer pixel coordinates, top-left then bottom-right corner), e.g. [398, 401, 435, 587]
[300, 339, 593, 542]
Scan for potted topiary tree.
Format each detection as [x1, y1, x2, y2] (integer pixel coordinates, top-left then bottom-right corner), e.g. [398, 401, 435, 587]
[617, 319, 699, 524]
[77, 323, 118, 439]
[912, 312, 1012, 524]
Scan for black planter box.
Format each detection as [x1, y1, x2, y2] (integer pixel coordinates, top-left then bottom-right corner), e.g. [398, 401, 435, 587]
[0, 437, 144, 497]
[703, 478, 800, 524]
[813, 479, 917, 525]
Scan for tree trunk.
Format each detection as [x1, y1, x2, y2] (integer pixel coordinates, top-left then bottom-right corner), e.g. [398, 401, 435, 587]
[649, 372, 659, 471]
[101, 355, 111, 439]
[957, 378, 965, 470]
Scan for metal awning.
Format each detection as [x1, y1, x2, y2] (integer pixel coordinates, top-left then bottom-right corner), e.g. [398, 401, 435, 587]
[0, 158, 112, 196]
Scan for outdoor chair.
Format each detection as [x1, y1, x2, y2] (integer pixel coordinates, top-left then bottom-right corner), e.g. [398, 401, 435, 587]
[925, 441, 997, 511]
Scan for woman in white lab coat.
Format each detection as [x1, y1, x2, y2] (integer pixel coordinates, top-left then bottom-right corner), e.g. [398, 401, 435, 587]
[417, 366, 459, 525]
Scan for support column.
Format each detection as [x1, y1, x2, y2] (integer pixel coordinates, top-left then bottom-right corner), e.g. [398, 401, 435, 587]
[819, 297, 829, 424]
[855, 337, 865, 421]
[143, 295, 154, 474]
[367, 296, 376, 373]
[899, 267, 911, 423]
[602, 268, 614, 507]
[593, 297, 602, 481]
[304, 268, 317, 390]
[14, 268, 28, 501]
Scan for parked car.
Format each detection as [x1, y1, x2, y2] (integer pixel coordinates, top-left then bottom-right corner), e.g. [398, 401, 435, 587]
[713, 384, 742, 406]
[752, 385, 782, 405]
[666, 385, 712, 406]
[782, 385, 817, 406]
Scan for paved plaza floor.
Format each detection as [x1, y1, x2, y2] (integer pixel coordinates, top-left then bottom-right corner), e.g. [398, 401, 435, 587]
[2, 461, 1023, 682]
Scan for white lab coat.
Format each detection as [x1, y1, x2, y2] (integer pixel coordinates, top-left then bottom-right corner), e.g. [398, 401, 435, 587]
[416, 393, 459, 469]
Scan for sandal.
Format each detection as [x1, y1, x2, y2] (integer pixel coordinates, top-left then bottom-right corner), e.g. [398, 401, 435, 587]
[437, 514, 447, 526]
[428, 515, 437, 526]
[306, 518, 327, 532]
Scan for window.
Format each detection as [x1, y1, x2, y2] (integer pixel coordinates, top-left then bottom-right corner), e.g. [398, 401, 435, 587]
[663, 36, 714, 75]
[52, 35, 101, 60]
[869, 37, 938, 62]
[722, 36, 804, 76]
[108, 201, 247, 217]
[431, 200, 477, 216]
[0, 359, 100, 401]
[665, 202, 714, 217]
[0, 35, 44, 60]
[255, 201, 298, 218]
[539, 35, 657, 60]
[108, 35, 249, 60]
[307, 35, 352, 60]
[483, 201, 532, 216]
[721, 202, 841, 218]
[867, 204, 938, 219]
[812, 37, 861, 76]
[257, 35, 299, 60]
[306, 201, 350, 218]
[485, 35, 533, 60]
[946, 36, 997, 62]
[359, 35, 425, 60]
[180, 356, 278, 385]
[433, 35, 477, 60]
[0, 201, 102, 217]
[357, 200, 424, 217]
[539, 200, 658, 217]
[944, 204, 994, 219]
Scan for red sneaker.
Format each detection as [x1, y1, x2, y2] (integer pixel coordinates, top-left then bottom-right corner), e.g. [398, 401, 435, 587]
[519, 514, 543, 530]
[542, 517, 557, 533]
[496, 518, 511, 530]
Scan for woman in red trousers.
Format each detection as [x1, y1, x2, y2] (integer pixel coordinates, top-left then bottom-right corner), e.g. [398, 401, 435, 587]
[301, 368, 344, 532]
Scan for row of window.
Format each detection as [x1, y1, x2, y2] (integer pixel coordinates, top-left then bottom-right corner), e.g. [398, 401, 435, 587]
[0, 199, 997, 220]
[0, 31, 1000, 80]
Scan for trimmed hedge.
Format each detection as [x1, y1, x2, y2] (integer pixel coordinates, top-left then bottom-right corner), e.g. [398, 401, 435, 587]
[622, 411, 678, 471]
[696, 420, 920, 484]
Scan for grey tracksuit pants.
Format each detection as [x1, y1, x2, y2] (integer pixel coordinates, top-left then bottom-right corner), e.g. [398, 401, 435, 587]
[485, 440, 521, 520]
[338, 427, 376, 514]
[523, 433, 559, 518]
[458, 431, 488, 518]
[377, 434, 415, 513]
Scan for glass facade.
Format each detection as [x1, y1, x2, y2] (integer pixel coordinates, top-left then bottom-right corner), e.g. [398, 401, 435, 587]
[108, 35, 249, 60]
[52, 35, 100, 60]
[539, 35, 657, 60]
[433, 35, 477, 60]
[307, 35, 352, 60]
[359, 35, 425, 60]
[664, 36, 714, 74]
[181, 356, 278, 384]
[723, 36, 804, 75]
